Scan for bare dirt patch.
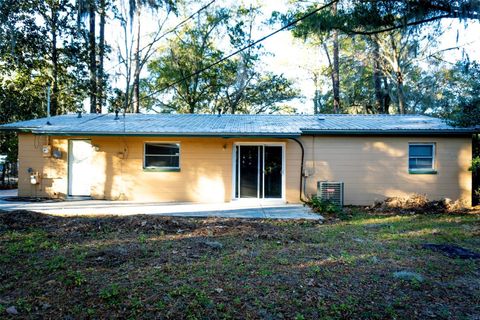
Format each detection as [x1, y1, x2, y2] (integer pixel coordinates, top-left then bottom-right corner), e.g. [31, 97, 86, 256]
[0, 209, 479, 319]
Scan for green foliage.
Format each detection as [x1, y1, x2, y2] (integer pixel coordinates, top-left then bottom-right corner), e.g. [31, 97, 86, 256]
[47, 255, 67, 272]
[444, 62, 480, 127]
[0, 0, 89, 115]
[470, 157, 480, 173]
[307, 195, 341, 215]
[0, 0, 89, 167]
[280, 1, 479, 37]
[4, 230, 50, 255]
[277, 1, 480, 116]
[99, 283, 123, 305]
[471, 154, 480, 203]
[145, 7, 299, 114]
[61, 269, 86, 287]
[138, 233, 147, 243]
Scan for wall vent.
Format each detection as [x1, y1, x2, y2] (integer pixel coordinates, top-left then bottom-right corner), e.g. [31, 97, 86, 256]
[317, 181, 344, 207]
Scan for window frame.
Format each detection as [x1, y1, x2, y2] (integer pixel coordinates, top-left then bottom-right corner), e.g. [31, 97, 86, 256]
[143, 142, 181, 172]
[408, 142, 436, 174]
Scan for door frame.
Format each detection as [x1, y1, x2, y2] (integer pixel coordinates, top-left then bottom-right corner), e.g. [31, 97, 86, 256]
[68, 139, 92, 197]
[231, 142, 286, 201]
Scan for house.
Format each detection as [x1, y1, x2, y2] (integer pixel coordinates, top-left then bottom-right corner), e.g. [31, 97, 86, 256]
[0, 113, 475, 206]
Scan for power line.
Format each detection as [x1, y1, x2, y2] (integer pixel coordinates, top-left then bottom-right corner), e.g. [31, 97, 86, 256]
[137, 0, 217, 55]
[139, 0, 338, 103]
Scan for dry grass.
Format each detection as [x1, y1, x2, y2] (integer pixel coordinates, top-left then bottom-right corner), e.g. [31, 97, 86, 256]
[0, 209, 479, 319]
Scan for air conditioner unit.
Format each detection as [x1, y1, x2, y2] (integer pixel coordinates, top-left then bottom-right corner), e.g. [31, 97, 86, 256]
[317, 181, 344, 207]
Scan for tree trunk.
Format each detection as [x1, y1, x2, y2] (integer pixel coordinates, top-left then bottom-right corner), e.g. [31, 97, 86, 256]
[396, 71, 406, 114]
[382, 77, 390, 114]
[331, 2, 340, 114]
[133, 8, 141, 113]
[51, 4, 59, 115]
[313, 72, 321, 114]
[89, 0, 97, 113]
[372, 39, 383, 113]
[96, 0, 106, 113]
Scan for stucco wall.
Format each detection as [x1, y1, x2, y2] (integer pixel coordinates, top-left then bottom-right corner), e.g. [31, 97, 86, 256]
[299, 136, 472, 206]
[18, 134, 69, 198]
[17, 134, 302, 203]
[17, 133, 471, 205]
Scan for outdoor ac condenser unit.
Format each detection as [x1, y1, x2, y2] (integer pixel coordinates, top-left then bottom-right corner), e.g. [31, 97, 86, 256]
[317, 181, 344, 207]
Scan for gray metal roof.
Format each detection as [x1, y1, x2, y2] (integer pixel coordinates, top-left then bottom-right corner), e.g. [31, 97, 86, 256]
[0, 113, 475, 136]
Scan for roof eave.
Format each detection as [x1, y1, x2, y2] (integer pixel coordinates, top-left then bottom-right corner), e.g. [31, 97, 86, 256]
[29, 131, 302, 138]
[0, 126, 36, 133]
[300, 129, 475, 136]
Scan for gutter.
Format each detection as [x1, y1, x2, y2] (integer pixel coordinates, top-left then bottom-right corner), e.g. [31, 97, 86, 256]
[300, 129, 476, 136]
[0, 127, 37, 133]
[1, 127, 476, 137]
[26, 131, 302, 138]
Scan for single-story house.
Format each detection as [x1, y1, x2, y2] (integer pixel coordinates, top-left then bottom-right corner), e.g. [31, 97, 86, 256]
[0, 113, 475, 206]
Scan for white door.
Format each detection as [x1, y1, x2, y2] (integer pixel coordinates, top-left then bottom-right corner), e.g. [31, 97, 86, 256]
[68, 140, 92, 196]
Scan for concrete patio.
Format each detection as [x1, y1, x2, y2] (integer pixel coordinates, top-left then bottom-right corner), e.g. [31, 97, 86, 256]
[0, 189, 322, 220]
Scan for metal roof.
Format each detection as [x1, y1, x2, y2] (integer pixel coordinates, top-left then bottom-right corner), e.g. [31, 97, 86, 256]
[0, 113, 475, 136]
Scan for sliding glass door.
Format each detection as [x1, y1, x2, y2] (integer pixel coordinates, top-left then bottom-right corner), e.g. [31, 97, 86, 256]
[235, 145, 283, 199]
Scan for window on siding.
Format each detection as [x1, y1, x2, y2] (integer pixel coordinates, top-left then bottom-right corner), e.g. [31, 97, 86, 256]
[409, 143, 435, 171]
[144, 143, 180, 169]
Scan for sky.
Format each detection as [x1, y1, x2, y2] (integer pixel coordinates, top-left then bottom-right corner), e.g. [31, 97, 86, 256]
[102, 0, 480, 114]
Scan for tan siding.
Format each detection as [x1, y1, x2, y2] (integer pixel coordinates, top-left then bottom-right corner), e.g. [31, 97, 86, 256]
[17, 133, 471, 205]
[299, 136, 472, 206]
[18, 134, 303, 203]
[18, 134, 69, 198]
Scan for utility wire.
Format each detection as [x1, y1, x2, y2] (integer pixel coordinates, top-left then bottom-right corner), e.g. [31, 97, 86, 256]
[137, 0, 217, 55]
[139, 0, 339, 103]
[114, 0, 217, 79]
[115, 0, 216, 113]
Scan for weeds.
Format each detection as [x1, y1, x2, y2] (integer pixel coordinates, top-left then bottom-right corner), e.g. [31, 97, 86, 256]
[0, 210, 479, 319]
[99, 283, 123, 305]
[307, 196, 341, 215]
[61, 269, 86, 287]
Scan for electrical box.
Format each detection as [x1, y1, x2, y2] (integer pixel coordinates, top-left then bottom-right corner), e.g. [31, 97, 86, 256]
[42, 145, 52, 157]
[52, 149, 62, 159]
[30, 173, 39, 185]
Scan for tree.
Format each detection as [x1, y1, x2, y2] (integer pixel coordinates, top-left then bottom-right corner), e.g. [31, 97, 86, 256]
[76, 0, 98, 113]
[1, 0, 89, 116]
[146, 7, 299, 114]
[129, 0, 176, 113]
[443, 61, 480, 126]
[330, 1, 340, 113]
[285, 1, 343, 113]
[304, 0, 479, 36]
[146, 10, 228, 114]
[97, 0, 108, 113]
[115, 0, 177, 113]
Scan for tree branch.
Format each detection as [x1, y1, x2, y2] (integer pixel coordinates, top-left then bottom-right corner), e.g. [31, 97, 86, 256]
[344, 14, 452, 35]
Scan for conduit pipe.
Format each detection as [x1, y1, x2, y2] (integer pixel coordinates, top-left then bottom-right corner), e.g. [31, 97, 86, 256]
[289, 138, 306, 202]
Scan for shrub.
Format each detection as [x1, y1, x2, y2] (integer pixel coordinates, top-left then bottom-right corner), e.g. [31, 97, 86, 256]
[307, 196, 341, 214]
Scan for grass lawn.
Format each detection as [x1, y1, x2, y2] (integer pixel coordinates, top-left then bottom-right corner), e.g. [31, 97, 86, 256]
[0, 209, 479, 319]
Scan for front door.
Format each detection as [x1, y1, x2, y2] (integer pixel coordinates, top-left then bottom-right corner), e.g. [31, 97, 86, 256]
[235, 145, 283, 199]
[68, 140, 92, 196]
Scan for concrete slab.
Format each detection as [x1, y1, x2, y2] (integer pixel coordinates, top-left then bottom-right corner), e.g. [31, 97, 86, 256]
[0, 189, 322, 220]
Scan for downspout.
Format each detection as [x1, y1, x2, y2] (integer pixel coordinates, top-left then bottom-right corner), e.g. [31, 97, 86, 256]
[289, 138, 306, 202]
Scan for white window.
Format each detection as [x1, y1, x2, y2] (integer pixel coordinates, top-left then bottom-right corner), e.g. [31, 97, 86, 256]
[144, 143, 180, 170]
[408, 143, 435, 172]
